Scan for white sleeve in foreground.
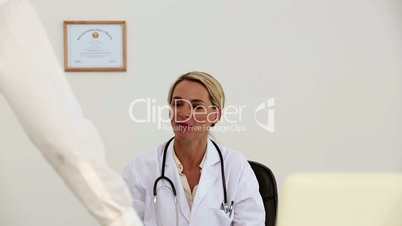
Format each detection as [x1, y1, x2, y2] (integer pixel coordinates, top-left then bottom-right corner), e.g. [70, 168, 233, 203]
[0, 1, 142, 226]
[0, 0, 9, 6]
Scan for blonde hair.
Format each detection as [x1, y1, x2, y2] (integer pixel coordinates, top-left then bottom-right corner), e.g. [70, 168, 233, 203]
[167, 71, 225, 126]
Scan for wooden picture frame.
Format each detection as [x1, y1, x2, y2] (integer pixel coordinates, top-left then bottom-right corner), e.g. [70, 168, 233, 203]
[64, 20, 127, 72]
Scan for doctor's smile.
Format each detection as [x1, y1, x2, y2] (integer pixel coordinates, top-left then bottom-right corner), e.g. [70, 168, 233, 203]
[123, 71, 265, 226]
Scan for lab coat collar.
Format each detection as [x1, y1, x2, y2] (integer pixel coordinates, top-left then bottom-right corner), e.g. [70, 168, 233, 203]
[204, 138, 221, 167]
[191, 138, 221, 212]
[162, 138, 191, 222]
[164, 137, 220, 168]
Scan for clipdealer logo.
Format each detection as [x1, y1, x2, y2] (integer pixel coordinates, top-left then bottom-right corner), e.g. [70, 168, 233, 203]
[128, 97, 275, 133]
[254, 98, 275, 133]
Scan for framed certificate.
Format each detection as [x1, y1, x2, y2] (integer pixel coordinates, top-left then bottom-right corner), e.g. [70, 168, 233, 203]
[64, 20, 127, 72]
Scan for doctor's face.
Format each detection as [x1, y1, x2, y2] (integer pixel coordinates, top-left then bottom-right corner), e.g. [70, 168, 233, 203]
[170, 80, 219, 140]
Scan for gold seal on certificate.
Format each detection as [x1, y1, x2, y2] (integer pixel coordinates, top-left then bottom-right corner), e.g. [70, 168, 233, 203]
[64, 20, 127, 72]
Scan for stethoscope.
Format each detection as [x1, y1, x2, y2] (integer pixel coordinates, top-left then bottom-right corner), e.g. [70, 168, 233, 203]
[152, 137, 234, 226]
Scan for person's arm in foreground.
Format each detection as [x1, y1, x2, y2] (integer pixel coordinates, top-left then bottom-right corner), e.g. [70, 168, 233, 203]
[0, 0, 142, 225]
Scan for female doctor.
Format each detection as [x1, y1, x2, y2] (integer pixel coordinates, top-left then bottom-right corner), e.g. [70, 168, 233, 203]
[123, 71, 265, 226]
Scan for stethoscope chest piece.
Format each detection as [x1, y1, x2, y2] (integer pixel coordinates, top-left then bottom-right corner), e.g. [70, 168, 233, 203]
[221, 201, 234, 217]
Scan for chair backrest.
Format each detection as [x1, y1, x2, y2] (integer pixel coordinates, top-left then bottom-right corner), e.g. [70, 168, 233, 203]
[248, 161, 278, 226]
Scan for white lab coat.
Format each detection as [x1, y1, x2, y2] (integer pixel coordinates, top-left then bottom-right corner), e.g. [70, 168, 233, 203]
[123, 138, 265, 226]
[0, 0, 141, 225]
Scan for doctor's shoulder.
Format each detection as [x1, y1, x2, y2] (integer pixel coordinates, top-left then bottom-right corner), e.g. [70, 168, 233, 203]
[219, 145, 262, 204]
[219, 145, 256, 179]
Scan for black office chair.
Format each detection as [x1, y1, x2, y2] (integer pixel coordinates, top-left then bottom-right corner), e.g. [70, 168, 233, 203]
[248, 161, 278, 226]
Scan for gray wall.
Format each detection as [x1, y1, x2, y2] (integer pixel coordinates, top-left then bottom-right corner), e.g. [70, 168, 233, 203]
[1, 0, 401, 225]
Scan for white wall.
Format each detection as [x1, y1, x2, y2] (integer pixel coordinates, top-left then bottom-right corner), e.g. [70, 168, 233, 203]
[1, 0, 401, 225]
